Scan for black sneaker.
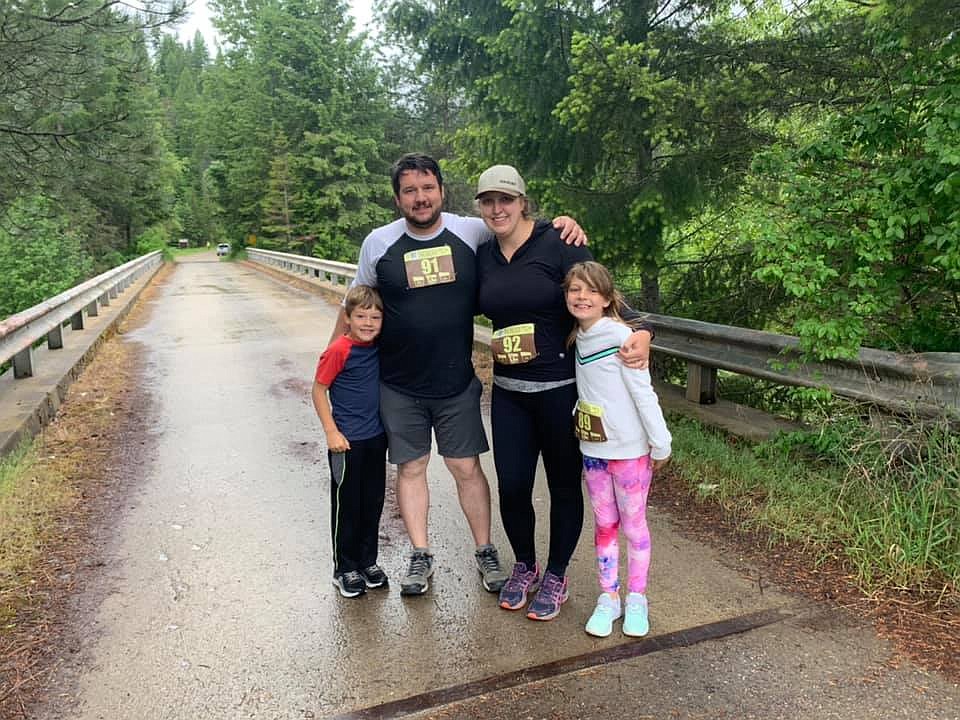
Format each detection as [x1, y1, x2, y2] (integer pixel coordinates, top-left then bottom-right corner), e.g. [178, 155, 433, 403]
[359, 564, 389, 589]
[332, 570, 367, 598]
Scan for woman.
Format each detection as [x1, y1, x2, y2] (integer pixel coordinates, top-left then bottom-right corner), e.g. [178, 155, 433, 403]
[475, 164, 652, 621]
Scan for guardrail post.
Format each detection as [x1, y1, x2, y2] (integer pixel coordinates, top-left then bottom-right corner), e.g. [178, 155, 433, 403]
[108, 285, 118, 299]
[87, 299, 99, 317]
[13, 347, 33, 378]
[100, 292, 110, 307]
[71, 310, 84, 330]
[47, 324, 64, 350]
[686, 361, 718, 404]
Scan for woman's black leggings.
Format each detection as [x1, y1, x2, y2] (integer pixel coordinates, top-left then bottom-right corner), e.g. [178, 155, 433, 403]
[491, 382, 584, 577]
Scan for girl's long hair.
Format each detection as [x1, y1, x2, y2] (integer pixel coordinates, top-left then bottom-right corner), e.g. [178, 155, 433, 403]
[563, 261, 625, 347]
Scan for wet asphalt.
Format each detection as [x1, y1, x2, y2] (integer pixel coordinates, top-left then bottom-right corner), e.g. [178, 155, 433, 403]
[37, 255, 959, 719]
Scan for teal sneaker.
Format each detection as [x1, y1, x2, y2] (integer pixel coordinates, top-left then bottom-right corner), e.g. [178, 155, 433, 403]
[623, 592, 649, 637]
[585, 592, 621, 637]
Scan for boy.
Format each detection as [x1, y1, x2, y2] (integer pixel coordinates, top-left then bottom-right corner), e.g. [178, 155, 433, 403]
[312, 285, 388, 598]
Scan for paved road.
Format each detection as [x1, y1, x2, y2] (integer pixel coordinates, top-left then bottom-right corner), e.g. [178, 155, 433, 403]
[38, 255, 959, 719]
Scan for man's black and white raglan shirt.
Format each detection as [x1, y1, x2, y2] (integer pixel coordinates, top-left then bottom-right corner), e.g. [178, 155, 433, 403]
[352, 213, 489, 399]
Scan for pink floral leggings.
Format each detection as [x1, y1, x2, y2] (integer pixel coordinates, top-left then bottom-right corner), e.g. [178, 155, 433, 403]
[582, 455, 652, 594]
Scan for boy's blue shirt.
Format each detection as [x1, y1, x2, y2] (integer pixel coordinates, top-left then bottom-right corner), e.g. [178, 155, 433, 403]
[315, 334, 383, 442]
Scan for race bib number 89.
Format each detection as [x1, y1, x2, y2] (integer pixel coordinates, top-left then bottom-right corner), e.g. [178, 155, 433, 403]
[404, 246, 456, 288]
[574, 400, 608, 442]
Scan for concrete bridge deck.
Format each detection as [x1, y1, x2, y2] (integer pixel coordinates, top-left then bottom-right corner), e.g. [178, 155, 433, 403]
[18, 254, 960, 719]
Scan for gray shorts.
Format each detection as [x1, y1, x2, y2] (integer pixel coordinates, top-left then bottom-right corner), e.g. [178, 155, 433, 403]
[380, 376, 489, 465]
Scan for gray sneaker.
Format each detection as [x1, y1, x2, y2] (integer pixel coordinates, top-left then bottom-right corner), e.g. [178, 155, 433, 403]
[475, 544, 508, 592]
[400, 548, 434, 596]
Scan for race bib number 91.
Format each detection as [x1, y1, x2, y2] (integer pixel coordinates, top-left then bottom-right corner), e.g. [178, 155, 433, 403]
[404, 246, 456, 288]
[491, 323, 537, 365]
[574, 400, 608, 442]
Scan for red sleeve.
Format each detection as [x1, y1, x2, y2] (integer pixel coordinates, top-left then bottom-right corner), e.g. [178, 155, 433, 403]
[315, 336, 351, 386]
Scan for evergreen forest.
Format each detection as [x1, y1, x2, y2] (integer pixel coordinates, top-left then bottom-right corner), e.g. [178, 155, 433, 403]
[2, 0, 959, 361]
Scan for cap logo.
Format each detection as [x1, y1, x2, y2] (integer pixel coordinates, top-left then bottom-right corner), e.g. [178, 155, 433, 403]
[476, 165, 526, 197]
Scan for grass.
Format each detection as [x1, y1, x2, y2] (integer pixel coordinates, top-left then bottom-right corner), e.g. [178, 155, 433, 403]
[669, 411, 959, 603]
[169, 244, 214, 256]
[0, 441, 77, 627]
[166, 244, 246, 261]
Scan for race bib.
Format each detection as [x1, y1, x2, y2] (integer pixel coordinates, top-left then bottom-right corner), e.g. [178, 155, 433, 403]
[574, 400, 608, 442]
[404, 246, 456, 288]
[491, 323, 538, 365]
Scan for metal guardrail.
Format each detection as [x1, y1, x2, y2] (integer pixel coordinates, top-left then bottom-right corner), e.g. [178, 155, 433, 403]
[246, 249, 960, 419]
[644, 313, 960, 419]
[246, 247, 357, 286]
[0, 251, 163, 379]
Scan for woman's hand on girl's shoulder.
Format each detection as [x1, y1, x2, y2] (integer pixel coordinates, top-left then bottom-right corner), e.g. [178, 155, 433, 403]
[552, 216, 588, 246]
[618, 329, 651, 369]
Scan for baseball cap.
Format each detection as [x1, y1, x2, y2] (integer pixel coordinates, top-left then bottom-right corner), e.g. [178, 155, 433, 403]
[475, 165, 526, 198]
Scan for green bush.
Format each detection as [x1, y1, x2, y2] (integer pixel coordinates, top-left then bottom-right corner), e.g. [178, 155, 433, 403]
[0, 195, 94, 318]
[134, 224, 172, 254]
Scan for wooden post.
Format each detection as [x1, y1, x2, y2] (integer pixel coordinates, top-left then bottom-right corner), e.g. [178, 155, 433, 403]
[686, 361, 718, 404]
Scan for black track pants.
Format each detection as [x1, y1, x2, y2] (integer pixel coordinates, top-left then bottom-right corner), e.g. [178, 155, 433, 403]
[491, 383, 584, 577]
[329, 432, 387, 574]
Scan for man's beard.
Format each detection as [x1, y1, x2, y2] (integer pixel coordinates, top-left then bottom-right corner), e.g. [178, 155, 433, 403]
[403, 204, 442, 230]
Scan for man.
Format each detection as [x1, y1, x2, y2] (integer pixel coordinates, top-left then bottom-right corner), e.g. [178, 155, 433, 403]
[328, 154, 642, 597]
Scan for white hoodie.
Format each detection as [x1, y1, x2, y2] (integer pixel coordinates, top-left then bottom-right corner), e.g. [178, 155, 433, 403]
[574, 317, 672, 460]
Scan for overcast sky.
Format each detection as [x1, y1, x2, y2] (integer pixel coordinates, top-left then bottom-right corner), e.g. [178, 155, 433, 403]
[174, 0, 375, 46]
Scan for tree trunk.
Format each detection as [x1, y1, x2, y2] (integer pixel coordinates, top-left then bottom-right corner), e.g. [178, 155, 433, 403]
[641, 271, 660, 314]
[642, 271, 665, 381]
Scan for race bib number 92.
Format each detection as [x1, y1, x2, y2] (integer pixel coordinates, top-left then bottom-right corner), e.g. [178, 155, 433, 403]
[491, 323, 537, 365]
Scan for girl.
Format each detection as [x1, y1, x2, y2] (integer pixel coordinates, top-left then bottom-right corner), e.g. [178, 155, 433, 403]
[564, 261, 672, 638]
